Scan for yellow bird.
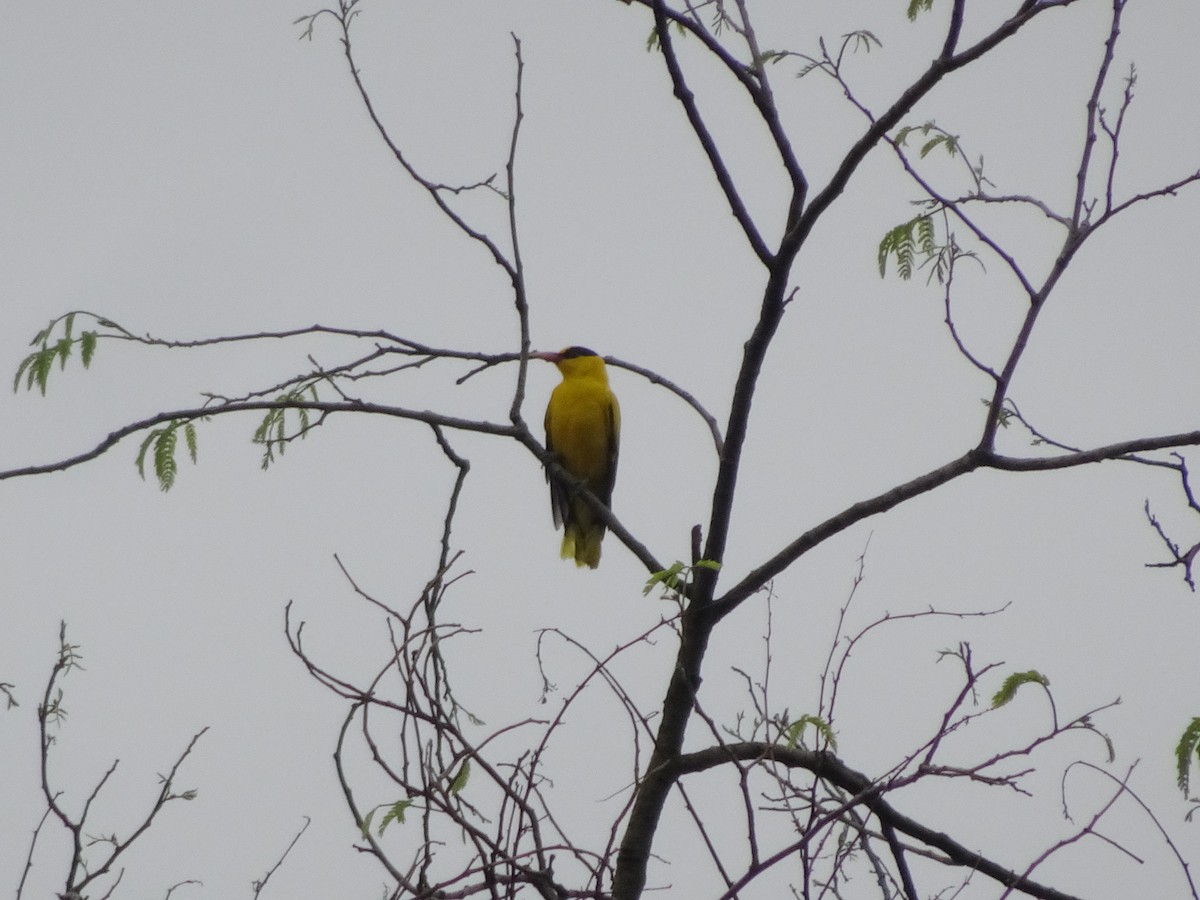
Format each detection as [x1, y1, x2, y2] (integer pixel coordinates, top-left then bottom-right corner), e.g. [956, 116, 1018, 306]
[533, 347, 621, 568]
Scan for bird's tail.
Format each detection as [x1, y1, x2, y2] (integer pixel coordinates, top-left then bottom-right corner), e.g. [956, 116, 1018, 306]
[561, 498, 606, 569]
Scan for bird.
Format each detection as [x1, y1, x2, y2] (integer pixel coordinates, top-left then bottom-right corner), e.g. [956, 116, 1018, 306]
[533, 346, 621, 568]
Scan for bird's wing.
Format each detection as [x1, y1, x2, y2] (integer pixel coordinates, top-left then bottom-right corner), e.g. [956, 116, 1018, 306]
[545, 398, 570, 528]
[597, 392, 620, 506]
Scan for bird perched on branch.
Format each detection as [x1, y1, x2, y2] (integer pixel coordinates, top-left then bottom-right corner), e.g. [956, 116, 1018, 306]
[533, 347, 620, 569]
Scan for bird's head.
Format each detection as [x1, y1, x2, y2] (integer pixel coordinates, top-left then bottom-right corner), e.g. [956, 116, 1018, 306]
[531, 346, 606, 378]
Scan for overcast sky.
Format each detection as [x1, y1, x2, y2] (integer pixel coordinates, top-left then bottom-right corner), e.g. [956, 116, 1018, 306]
[4, 2, 1200, 898]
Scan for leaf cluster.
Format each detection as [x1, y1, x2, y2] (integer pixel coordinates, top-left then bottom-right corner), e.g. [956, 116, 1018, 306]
[359, 759, 471, 841]
[13, 313, 109, 395]
[252, 384, 321, 470]
[363, 799, 414, 839]
[894, 121, 961, 160]
[877, 213, 937, 280]
[642, 559, 721, 598]
[780, 713, 837, 751]
[136, 419, 199, 492]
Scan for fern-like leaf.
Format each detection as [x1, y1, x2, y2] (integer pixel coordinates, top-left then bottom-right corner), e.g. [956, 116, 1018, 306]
[14, 313, 115, 394]
[919, 135, 946, 158]
[919, 133, 959, 158]
[54, 337, 72, 370]
[30, 320, 54, 347]
[31, 348, 54, 395]
[645, 20, 687, 53]
[253, 408, 282, 469]
[756, 49, 790, 66]
[781, 714, 838, 751]
[1176, 718, 1200, 794]
[916, 214, 936, 256]
[844, 30, 881, 54]
[878, 221, 915, 279]
[907, 0, 935, 21]
[377, 799, 412, 835]
[13, 352, 35, 393]
[80, 331, 98, 368]
[155, 427, 178, 492]
[878, 214, 940, 280]
[991, 670, 1050, 708]
[184, 422, 199, 464]
[136, 429, 159, 482]
[135, 420, 198, 491]
[795, 58, 828, 79]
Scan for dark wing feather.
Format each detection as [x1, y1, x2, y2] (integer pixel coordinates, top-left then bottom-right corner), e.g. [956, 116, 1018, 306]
[545, 404, 570, 528]
[596, 399, 620, 507]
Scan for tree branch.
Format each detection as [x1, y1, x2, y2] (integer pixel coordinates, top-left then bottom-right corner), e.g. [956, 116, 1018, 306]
[674, 743, 1087, 900]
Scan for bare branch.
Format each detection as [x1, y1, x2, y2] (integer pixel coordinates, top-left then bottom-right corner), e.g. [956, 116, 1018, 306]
[677, 743, 1087, 900]
[251, 818, 311, 899]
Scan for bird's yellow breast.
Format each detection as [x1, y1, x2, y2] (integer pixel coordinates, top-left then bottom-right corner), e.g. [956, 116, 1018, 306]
[547, 376, 618, 482]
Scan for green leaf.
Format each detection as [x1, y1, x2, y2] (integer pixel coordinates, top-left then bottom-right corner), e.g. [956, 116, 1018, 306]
[54, 337, 72, 370]
[644, 20, 687, 52]
[13, 352, 36, 393]
[1176, 718, 1200, 794]
[991, 670, 1050, 708]
[878, 214, 939, 280]
[450, 760, 470, 795]
[360, 808, 375, 840]
[377, 799, 413, 835]
[184, 422, 199, 464]
[253, 408, 282, 469]
[781, 714, 837, 751]
[80, 331, 98, 368]
[31, 348, 54, 395]
[642, 559, 721, 596]
[136, 429, 160, 481]
[795, 58, 826, 79]
[916, 214, 936, 256]
[919, 132, 959, 158]
[907, 0, 935, 21]
[845, 30, 881, 54]
[919, 135, 945, 158]
[30, 319, 54, 347]
[644, 561, 687, 596]
[135, 420, 198, 490]
[14, 315, 110, 393]
[155, 426, 178, 492]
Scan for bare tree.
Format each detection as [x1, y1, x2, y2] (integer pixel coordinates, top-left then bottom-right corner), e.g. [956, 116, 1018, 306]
[7, 1, 1200, 898]
[16, 625, 206, 900]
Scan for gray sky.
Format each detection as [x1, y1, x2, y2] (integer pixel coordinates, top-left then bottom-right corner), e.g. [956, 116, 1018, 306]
[4, 2, 1200, 897]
